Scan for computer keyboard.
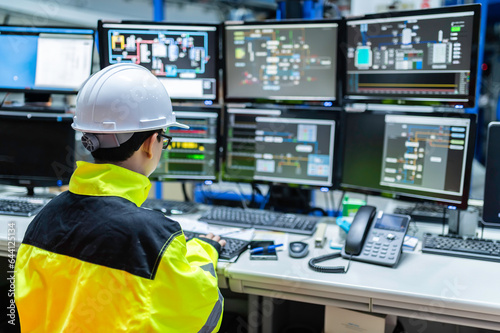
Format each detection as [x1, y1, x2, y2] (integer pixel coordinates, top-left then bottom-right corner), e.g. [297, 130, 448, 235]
[394, 204, 448, 223]
[422, 233, 500, 263]
[198, 206, 319, 235]
[0, 105, 67, 113]
[183, 230, 250, 260]
[0, 196, 51, 217]
[142, 199, 199, 216]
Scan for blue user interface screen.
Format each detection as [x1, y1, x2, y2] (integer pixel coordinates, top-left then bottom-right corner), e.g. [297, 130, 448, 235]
[0, 26, 94, 92]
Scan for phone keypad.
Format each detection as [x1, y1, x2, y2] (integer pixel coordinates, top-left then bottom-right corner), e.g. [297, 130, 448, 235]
[359, 231, 403, 265]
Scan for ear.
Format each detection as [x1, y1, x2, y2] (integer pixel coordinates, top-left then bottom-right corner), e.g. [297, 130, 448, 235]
[141, 132, 159, 159]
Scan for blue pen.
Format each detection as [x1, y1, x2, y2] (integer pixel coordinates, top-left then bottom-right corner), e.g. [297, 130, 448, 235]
[250, 244, 283, 255]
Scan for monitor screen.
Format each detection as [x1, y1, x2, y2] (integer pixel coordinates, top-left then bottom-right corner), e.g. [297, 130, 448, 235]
[344, 4, 481, 108]
[98, 20, 220, 103]
[341, 111, 476, 209]
[0, 25, 95, 94]
[223, 107, 338, 187]
[223, 19, 341, 105]
[150, 106, 220, 181]
[482, 122, 500, 226]
[0, 112, 75, 190]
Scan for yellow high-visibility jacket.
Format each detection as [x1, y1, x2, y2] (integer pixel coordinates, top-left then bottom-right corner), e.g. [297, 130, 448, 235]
[15, 161, 223, 332]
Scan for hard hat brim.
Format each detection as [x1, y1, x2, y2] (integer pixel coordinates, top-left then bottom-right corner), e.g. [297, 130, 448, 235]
[169, 121, 190, 129]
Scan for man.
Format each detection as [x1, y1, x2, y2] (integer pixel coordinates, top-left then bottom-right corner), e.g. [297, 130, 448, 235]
[15, 63, 226, 332]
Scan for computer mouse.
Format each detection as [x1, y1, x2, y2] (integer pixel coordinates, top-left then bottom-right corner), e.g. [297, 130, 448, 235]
[289, 241, 309, 258]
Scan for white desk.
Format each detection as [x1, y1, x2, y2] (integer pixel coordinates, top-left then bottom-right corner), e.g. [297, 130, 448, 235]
[3, 207, 500, 331]
[226, 232, 500, 330]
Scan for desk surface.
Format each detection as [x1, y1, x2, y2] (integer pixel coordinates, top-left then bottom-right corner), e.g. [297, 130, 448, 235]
[226, 226, 500, 330]
[2, 203, 500, 330]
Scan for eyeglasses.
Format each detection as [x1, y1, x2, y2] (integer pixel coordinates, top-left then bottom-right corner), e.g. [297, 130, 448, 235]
[160, 133, 172, 150]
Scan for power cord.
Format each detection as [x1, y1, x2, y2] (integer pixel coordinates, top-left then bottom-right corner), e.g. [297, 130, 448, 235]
[235, 182, 249, 209]
[181, 182, 190, 202]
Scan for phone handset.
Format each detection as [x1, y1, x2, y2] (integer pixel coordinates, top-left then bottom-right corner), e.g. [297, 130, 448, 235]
[344, 205, 377, 255]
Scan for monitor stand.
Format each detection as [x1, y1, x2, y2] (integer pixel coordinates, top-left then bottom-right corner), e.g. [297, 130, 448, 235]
[447, 207, 479, 237]
[266, 185, 313, 214]
[25, 92, 51, 104]
[25, 186, 35, 197]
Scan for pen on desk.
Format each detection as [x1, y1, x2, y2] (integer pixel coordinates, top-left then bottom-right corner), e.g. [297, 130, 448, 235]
[250, 244, 283, 255]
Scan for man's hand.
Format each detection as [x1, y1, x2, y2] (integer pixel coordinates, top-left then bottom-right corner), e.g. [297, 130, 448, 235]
[200, 232, 227, 247]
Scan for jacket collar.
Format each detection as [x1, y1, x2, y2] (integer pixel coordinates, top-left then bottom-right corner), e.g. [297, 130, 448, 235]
[69, 161, 151, 206]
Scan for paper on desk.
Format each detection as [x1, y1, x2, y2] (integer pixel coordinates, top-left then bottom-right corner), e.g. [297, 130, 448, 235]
[175, 217, 255, 241]
[207, 226, 255, 241]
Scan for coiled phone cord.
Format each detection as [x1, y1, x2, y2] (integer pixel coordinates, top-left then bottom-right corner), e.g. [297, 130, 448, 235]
[308, 253, 352, 274]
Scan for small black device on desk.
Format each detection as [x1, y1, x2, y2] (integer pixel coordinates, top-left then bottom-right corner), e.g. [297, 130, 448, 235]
[249, 240, 278, 260]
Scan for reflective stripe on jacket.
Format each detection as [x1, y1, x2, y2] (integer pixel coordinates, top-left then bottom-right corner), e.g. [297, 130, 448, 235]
[15, 161, 223, 332]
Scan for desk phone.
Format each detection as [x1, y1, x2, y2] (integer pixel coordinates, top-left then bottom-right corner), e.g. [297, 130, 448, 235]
[341, 206, 410, 267]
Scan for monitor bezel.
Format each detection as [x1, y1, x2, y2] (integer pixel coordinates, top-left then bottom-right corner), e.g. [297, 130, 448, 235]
[339, 110, 476, 210]
[0, 24, 95, 95]
[0, 111, 75, 190]
[481, 121, 500, 227]
[221, 105, 342, 189]
[149, 105, 222, 183]
[97, 20, 221, 105]
[343, 4, 482, 109]
[222, 18, 345, 107]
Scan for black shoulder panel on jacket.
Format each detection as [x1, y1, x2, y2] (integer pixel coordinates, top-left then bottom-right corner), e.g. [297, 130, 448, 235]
[22, 192, 182, 280]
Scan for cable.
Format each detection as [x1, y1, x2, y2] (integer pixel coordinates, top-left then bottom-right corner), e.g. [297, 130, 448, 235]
[336, 191, 346, 217]
[330, 190, 336, 217]
[260, 186, 272, 210]
[305, 207, 327, 216]
[235, 182, 248, 209]
[324, 191, 331, 217]
[407, 202, 420, 236]
[181, 182, 190, 202]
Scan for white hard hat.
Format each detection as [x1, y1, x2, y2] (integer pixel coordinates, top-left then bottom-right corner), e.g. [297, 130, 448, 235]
[73, 63, 188, 151]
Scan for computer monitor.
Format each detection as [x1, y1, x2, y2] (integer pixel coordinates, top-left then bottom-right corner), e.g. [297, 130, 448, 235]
[344, 4, 481, 108]
[223, 19, 342, 106]
[0, 25, 95, 100]
[341, 111, 476, 209]
[482, 122, 500, 226]
[98, 20, 220, 104]
[150, 106, 220, 182]
[223, 107, 339, 188]
[0, 112, 75, 195]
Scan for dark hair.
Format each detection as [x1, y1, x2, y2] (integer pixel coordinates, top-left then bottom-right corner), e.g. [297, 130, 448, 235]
[91, 129, 162, 163]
